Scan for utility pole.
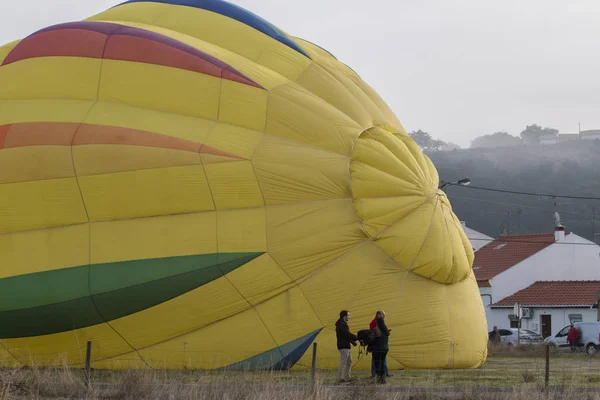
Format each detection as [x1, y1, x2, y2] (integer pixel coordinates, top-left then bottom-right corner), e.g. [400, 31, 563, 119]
[594, 207, 596, 244]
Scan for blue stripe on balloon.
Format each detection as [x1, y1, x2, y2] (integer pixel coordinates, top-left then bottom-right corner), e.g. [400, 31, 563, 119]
[222, 328, 322, 371]
[117, 0, 311, 59]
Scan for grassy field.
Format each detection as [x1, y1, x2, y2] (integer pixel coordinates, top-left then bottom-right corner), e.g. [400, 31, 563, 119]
[2, 345, 600, 399]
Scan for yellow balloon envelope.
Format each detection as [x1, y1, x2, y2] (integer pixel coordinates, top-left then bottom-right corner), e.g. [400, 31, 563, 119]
[0, 0, 487, 370]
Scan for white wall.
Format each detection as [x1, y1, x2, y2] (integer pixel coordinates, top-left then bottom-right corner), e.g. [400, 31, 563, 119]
[581, 135, 600, 140]
[490, 233, 600, 302]
[488, 307, 597, 336]
[462, 224, 493, 252]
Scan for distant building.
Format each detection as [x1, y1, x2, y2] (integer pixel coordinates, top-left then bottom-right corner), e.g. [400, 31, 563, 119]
[540, 133, 579, 145]
[539, 134, 558, 145]
[460, 221, 493, 252]
[580, 130, 600, 141]
[488, 281, 600, 339]
[557, 133, 580, 143]
[473, 227, 600, 337]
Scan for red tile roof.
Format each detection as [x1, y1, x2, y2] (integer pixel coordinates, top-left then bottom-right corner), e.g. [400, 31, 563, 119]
[492, 281, 600, 307]
[472, 233, 567, 281]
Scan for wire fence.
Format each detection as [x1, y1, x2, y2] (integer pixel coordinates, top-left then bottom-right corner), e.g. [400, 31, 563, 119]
[2, 342, 600, 389]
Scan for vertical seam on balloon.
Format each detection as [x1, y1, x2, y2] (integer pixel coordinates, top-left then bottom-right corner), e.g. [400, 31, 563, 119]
[96, 31, 111, 101]
[441, 202, 458, 284]
[322, 61, 383, 123]
[69, 103, 153, 369]
[72, 39, 153, 367]
[269, 255, 327, 330]
[311, 62, 375, 129]
[440, 201, 456, 367]
[211, 256, 287, 365]
[348, 126, 376, 238]
[244, 90, 315, 357]
[198, 114, 286, 367]
[296, 63, 363, 126]
[216, 66, 224, 122]
[406, 196, 440, 273]
[272, 77, 364, 131]
[388, 196, 439, 315]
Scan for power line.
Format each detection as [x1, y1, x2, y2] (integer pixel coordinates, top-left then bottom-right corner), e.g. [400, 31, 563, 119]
[465, 237, 599, 246]
[447, 184, 600, 201]
[450, 195, 594, 218]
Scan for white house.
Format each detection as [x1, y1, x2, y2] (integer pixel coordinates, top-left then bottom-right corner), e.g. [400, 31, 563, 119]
[473, 227, 600, 336]
[580, 130, 600, 141]
[460, 221, 493, 252]
[488, 280, 600, 338]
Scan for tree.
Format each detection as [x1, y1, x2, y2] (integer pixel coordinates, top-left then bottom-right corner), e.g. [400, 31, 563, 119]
[471, 132, 522, 148]
[520, 124, 559, 144]
[409, 130, 447, 152]
[442, 142, 461, 151]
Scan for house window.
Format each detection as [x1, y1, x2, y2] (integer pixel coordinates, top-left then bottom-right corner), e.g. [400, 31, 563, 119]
[508, 314, 520, 328]
[569, 314, 582, 323]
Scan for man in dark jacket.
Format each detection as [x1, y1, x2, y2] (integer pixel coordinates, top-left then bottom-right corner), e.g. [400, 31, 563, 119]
[335, 310, 357, 383]
[371, 310, 391, 384]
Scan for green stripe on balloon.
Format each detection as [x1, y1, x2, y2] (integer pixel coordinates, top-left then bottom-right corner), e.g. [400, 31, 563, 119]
[0, 252, 263, 338]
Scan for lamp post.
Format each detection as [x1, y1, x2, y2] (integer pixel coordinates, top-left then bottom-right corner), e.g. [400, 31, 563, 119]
[439, 178, 471, 193]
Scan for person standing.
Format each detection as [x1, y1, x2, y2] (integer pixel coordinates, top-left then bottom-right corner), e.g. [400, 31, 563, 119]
[372, 310, 391, 384]
[567, 323, 579, 351]
[489, 326, 501, 345]
[335, 310, 357, 383]
[370, 311, 392, 378]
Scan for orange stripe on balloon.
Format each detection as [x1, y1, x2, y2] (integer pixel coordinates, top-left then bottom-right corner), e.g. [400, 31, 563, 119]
[3, 123, 78, 147]
[1, 122, 244, 160]
[0, 125, 10, 149]
[74, 124, 203, 152]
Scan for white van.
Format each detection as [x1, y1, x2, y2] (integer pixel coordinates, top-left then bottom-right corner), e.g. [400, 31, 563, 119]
[544, 322, 600, 355]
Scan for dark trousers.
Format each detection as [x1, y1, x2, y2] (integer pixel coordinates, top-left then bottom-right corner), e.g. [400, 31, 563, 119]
[371, 356, 388, 376]
[372, 350, 388, 383]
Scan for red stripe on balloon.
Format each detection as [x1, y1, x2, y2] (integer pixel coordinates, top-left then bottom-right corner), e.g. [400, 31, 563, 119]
[103, 35, 224, 78]
[2, 22, 263, 89]
[2, 30, 107, 64]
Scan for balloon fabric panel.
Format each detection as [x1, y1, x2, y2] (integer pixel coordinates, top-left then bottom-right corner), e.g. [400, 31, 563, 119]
[0, 0, 487, 370]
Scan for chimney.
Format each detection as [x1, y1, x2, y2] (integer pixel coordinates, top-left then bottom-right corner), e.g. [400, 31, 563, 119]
[555, 226, 565, 242]
[554, 212, 565, 241]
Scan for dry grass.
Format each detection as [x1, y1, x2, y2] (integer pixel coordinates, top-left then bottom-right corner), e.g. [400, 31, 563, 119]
[1, 345, 600, 399]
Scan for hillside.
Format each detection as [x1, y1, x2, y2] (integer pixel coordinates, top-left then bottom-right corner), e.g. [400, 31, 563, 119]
[428, 140, 600, 241]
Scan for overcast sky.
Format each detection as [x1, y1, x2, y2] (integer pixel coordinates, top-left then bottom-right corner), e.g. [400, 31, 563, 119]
[2, 0, 600, 147]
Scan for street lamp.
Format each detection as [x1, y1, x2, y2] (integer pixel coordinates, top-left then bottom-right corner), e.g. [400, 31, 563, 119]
[439, 178, 471, 193]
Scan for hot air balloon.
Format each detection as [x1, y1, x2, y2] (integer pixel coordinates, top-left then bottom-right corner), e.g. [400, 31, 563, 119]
[0, 0, 487, 370]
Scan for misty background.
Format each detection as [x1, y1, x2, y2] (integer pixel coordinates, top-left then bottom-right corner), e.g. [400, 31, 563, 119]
[1, 0, 600, 239]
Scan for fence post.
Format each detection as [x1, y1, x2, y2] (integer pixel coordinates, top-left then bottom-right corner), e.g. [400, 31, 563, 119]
[310, 343, 317, 388]
[545, 344, 550, 388]
[85, 341, 92, 390]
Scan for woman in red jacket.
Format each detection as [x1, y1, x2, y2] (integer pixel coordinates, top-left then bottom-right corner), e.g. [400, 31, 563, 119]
[370, 310, 392, 378]
[567, 323, 580, 351]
